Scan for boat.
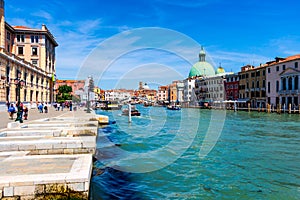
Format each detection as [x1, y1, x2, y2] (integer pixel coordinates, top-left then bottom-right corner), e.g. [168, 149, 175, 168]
[95, 100, 122, 110]
[166, 105, 181, 110]
[122, 107, 141, 116]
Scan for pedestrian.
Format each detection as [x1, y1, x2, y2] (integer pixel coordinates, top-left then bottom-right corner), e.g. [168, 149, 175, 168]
[23, 105, 28, 120]
[57, 103, 60, 111]
[69, 101, 73, 111]
[38, 103, 43, 113]
[6, 100, 10, 109]
[7, 103, 16, 120]
[61, 102, 64, 111]
[44, 105, 48, 113]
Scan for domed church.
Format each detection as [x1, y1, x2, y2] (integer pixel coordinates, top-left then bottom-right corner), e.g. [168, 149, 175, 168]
[188, 47, 215, 78]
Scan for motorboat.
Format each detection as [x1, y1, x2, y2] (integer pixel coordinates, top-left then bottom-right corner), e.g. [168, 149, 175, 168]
[166, 105, 181, 110]
[122, 107, 141, 116]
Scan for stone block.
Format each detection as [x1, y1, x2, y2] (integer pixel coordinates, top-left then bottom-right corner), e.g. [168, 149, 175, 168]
[45, 183, 67, 194]
[7, 122, 20, 129]
[63, 149, 74, 154]
[18, 144, 36, 151]
[47, 149, 64, 154]
[66, 142, 82, 149]
[37, 150, 48, 155]
[68, 182, 85, 192]
[53, 143, 67, 149]
[14, 185, 35, 196]
[34, 185, 44, 195]
[3, 186, 13, 197]
[20, 195, 35, 200]
[35, 143, 52, 150]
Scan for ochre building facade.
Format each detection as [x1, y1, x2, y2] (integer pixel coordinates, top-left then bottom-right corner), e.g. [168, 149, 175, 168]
[0, 0, 58, 104]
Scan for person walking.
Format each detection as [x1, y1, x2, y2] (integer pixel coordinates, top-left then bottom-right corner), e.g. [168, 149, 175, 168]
[7, 103, 16, 120]
[23, 105, 28, 120]
[69, 101, 73, 111]
[44, 105, 48, 113]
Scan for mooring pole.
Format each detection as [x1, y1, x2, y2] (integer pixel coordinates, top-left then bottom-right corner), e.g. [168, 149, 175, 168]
[128, 102, 132, 123]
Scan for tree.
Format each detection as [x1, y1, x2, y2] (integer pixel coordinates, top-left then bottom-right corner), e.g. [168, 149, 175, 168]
[57, 85, 73, 103]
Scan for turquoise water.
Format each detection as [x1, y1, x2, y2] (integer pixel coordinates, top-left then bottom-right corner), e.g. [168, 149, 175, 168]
[91, 105, 300, 199]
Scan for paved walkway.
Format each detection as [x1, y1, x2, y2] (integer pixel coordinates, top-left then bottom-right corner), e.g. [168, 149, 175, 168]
[0, 106, 86, 130]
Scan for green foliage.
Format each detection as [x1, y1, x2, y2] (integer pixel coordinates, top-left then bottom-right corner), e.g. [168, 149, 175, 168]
[57, 85, 73, 103]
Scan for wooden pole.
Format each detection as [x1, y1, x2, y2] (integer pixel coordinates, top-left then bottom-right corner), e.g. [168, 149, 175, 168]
[289, 103, 291, 114]
[248, 103, 250, 112]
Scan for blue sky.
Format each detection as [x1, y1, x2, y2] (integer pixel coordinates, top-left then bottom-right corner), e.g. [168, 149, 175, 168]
[5, 0, 300, 89]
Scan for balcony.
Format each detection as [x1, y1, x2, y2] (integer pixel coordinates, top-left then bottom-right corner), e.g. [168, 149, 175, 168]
[278, 90, 300, 95]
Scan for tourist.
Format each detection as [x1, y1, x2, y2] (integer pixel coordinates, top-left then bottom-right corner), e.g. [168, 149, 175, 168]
[23, 105, 28, 120]
[57, 103, 60, 111]
[44, 105, 48, 113]
[69, 101, 73, 111]
[38, 102, 43, 113]
[7, 103, 16, 120]
[6, 100, 10, 109]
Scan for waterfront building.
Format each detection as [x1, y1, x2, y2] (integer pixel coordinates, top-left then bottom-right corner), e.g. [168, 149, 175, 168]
[183, 77, 196, 106]
[157, 85, 169, 103]
[225, 73, 239, 100]
[238, 64, 267, 108]
[56, 80, 85, 96]
[183, 47, 215, 107]
[194, 66, 230, 106]
[105, 89, 131, 101]
[0, 0, 58, 104]
[266, 55, 300, 107]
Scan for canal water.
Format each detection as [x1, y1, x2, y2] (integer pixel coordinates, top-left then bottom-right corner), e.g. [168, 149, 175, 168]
[90, 105, 300, 199]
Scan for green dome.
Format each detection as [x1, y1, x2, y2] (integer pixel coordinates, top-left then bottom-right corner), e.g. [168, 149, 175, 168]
[188, 61, 215, 78]
[216, 66, 225, 74]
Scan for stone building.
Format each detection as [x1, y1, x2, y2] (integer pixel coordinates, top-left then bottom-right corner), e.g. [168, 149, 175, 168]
[0, 0, 58, 104]
[238, 64, 267, 108]
[266, 55, 300, 107]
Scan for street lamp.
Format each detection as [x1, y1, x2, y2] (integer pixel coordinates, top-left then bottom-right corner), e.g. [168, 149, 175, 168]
[86, 76, 94, 113]
[14, 72, 25, 123]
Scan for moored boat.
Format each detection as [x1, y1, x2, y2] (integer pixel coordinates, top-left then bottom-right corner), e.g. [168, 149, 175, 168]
[166, 105, 181, 110]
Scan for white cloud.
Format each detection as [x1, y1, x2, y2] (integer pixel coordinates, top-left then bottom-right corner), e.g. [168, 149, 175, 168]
[31, 10, 53, 21]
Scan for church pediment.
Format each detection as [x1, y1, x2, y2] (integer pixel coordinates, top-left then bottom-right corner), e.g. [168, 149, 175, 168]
[279, 67, 300, 76]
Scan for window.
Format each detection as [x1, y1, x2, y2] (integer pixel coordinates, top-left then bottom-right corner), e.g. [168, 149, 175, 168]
[276, 66, 279, 71]
[246, 73, 249, 78]
[32, 47, 38, 55]
[32, 60, 38, 66]
[268, 68, 271, 73]
[268, 82, 270, 93]
[31, 35, 39, 43]
[17, 34, 25, 42]
[18, 46, 24, 55]
[256, 71, 260, 77]
[7, 44, 10, 52]
[282, 65, 286, 70]
[263, 80, 266, 88]
[6, 32, 10, 40]
[295, 62, 298, 69]
[263, 70, 265, 76]
[276, 81, 279, 92]
[251, 72, 255, 77]
[252, 81, 255, 88]
[256, 81, 259, 88]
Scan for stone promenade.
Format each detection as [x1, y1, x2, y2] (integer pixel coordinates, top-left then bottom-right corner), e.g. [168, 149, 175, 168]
[0, 107, 106, 200]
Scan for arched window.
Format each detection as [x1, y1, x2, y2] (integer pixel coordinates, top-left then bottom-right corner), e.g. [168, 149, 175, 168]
[288, 77, 293, 90]
[282, 78, 286, 90]
[295, 76, 299, 90]
[276, 81, 279, 92]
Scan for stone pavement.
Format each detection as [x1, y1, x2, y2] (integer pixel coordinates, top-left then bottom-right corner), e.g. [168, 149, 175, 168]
[0, 106, 84, 130]
[0, 107, 101, 199]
